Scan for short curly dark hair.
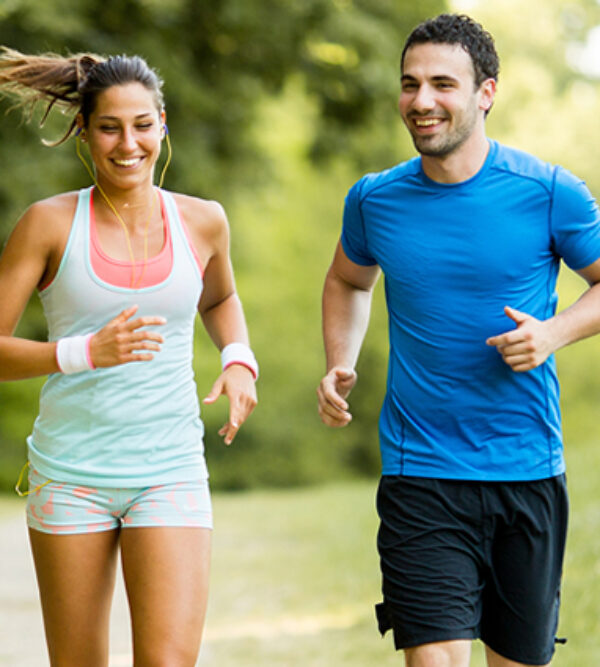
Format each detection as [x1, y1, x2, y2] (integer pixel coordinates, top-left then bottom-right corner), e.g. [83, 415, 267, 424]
[401, 14, 499, 87]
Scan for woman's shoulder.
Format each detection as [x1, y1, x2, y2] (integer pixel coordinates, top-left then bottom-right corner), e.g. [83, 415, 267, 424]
[169, 192, 228, 233]
[23, 191, 80, 228]
[2, 191, 80, 284]
[9, 192, 80, 258]
[168, 192, 230, 264]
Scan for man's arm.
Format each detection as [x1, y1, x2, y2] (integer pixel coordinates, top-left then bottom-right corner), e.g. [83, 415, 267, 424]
[486, 257, 600, 371]
[317, 241, 380, 427]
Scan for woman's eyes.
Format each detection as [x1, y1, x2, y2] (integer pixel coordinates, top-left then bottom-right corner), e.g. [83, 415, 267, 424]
[99, 123, 154, 132]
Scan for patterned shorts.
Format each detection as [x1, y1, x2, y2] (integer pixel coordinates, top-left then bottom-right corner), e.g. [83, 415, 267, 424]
[26, 467, 213, 535]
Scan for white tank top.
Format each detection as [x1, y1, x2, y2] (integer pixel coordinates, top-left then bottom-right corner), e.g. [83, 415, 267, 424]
[28, 186, 208, 486]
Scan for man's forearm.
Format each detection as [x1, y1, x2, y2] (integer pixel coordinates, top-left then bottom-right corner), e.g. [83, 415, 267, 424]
[322, 269, 374, 371]
[550, 281, 600, 352]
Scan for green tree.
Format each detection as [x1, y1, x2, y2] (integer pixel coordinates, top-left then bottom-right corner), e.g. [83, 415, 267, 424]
[0, 0, 447, 491]
[4, 0, 599, 493]
[0, 0, 444, 218]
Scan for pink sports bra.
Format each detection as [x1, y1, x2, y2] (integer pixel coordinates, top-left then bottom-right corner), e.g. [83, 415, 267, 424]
[90, 188, 202, 288]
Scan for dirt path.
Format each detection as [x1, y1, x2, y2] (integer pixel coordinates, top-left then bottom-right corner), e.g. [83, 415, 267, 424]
[0, 500, 365, 666]
[0, 505, 132, 666]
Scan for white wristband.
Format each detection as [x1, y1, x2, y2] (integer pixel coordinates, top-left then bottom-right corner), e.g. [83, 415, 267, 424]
[56, 334, 96, 375]
[221, 342, 259, 380]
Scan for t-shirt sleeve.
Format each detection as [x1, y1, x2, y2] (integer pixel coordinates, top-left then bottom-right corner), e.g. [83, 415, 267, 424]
[551, 166, 600, 270]
[340, 179, 377, 266]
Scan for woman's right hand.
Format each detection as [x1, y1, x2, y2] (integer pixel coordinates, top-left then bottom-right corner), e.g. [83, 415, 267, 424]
[89, 305, 166, 368]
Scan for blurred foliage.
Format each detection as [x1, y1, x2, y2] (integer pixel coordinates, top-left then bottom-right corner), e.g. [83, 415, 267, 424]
[193, 82, 392, 489]
[0, 0, 443, 214]
[2, 0, 600, 492]
[0, 0, 445, 491]
[465, 0, 600, 195]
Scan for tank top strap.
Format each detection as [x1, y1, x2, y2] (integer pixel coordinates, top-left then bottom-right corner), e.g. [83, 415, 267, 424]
[39, 187, 92, 292]
[158, 189, 204, 279]
[67, 186, 94, 268]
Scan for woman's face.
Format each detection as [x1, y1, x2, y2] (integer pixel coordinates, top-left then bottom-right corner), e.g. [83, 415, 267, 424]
[84, 82, 164, 192]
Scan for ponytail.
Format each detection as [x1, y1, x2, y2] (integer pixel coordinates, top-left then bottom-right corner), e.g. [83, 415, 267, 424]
[0, 47, 105, 144]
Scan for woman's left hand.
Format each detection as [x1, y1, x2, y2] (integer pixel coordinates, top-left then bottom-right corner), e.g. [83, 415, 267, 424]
[202, 364, 257, 444]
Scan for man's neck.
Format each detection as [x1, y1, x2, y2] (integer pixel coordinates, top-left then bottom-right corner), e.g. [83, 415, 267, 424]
[420, 132, 490, 184]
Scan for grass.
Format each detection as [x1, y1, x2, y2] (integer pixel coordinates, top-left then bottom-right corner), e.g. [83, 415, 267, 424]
[2, 453, 598, 666]
[200, 456, 600, 666]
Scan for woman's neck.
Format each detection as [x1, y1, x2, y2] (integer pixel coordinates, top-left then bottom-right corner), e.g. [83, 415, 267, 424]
[93, 180, 158, 231]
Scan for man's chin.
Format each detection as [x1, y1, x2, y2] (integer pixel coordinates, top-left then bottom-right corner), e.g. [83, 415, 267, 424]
[412, 136, 456, 158]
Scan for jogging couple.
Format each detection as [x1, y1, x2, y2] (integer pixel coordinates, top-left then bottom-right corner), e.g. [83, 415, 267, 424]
[2, 12, 599, 667]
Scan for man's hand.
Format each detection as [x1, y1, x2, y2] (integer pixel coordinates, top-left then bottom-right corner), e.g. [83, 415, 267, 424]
[317, 366, 357, 427]
[486, 305, 556, 372]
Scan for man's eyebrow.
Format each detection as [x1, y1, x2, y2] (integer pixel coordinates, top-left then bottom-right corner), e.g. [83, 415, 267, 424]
[401, 73, 459, 84]
[430, 74, 459, 83]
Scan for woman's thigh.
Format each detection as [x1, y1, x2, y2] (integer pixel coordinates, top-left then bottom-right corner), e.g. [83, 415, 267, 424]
[120, 526, 211, 666]
[28, 527, 120, 667]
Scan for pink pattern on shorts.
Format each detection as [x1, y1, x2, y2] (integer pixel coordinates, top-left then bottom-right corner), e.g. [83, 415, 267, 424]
[73, 486, 97, 499]
[26, 469, 212, 534]
[40, 492, 55, 515]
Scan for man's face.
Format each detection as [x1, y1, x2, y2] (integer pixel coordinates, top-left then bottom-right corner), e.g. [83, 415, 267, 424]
[399, 42, 493, 158]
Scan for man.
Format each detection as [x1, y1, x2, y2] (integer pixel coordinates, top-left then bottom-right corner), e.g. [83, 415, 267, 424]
[317, 13, 600, 667]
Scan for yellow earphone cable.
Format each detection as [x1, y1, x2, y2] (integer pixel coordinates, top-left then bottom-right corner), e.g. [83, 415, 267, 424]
[75, 128, 173, 289]
[15, 129, 173, 497]
[15, 462, 51, 497]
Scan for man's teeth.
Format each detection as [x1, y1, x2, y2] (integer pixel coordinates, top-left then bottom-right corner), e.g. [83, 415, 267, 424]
[415, 119, 441, 127]
[114, 158, 140, 166]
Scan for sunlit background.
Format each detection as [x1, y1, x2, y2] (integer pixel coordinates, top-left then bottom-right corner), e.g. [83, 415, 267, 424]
[1, 1, 599, 664]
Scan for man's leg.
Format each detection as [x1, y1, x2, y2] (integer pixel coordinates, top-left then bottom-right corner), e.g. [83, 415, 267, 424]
[405, 639, 471, 667]
[375, 477, 484, 656]
[485, 645, 550, 667]
[479, 476, 568, 667]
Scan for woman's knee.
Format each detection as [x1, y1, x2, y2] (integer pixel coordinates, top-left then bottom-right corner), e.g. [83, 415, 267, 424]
[132, 641, 201, 667]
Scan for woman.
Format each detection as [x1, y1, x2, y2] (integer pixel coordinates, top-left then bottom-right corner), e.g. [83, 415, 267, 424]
[0, 49, 257, 665]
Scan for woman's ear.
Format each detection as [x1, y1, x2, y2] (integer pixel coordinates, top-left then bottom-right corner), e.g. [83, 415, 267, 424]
[75, 113, 86, 141]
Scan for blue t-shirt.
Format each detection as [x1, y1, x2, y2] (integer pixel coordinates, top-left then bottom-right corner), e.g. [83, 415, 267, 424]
[341, 140, 600, 481]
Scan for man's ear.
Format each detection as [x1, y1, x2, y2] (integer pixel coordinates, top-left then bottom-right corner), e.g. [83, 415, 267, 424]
[479, 78, 496, 113]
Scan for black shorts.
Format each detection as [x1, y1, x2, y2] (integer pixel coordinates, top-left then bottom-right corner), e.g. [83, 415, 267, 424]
[375, 474, 568, 665]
